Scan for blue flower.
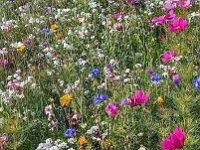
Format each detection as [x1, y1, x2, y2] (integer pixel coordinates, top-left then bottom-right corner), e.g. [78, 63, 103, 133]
[90, 68, 100, 77]
[151, 75, 162, 83]
[64, 128, 76, 137]
[194, 77, 200, 91]
[93, 94, 108, 104]
[41, 28, 51, 34]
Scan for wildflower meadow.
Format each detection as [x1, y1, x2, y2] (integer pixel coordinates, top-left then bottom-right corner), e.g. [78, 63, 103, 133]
[0, 0, 200, 149]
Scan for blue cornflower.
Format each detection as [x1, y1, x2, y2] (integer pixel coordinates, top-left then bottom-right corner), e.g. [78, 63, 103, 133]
[93, 94, 108, 104]
[90, 68, 100, 77]
[64, 128, 76, 137]
[41, 28, 51, 34]
[194, 77, 200, 91]
[151, 75, 162, 83]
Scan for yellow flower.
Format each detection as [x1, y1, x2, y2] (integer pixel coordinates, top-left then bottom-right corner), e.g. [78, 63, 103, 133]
[51, 23, 58, 30]
[17, 44, 26, 53]
[77, 136, 87, 145]
[60, 93, 73, 107]
[157, 96, 164, 106]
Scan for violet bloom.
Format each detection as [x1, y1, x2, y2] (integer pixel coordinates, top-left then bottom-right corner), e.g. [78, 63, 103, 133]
[165, 10, 176, 22]
[172, 74, 180, 85]
[168, 18, 188, 33]
[121, 99, 130, 106]
[23, 40, 31, 46]
[105, 103, 119, 117]
[148, 70, 156, 77]
[161, 127, 185, 150]
[178, 0, 190, 8]
[129, 90, 150, 107]
[0, 59, 9, 67]
[152, 16, 166, 26]
[163, 0, 178, 10]
[113, 13, 122, 20]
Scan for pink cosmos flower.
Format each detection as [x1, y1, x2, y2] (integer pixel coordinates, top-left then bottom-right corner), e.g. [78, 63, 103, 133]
[152, 16, 166, 26]
[165, 10, 176, 22]
[161, 127, 185, 150]
[161, 50, 177, 63]
[113, 23, 122, 30]
[105, 103, 119, 117]
[178, 0, 191, 8]
[7, 82, 20, 90]
[168, 18, 188, 33]
[129, 90, 150, 107]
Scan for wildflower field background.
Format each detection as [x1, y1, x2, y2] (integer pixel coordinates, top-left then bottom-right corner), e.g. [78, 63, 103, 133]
[0, 0, 200, 149]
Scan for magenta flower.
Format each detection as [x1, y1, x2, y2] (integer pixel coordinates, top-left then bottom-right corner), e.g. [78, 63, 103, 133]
[161, 127, 185, 150]
[165, 10, 176, 22]
[129, 90, 150, 107]
[168, 18, 188, 33]
[105, 103, 119, 117]
[161, 50, 177, 63]
[152, 16, 166, 26]
[0, 59, 9, 67]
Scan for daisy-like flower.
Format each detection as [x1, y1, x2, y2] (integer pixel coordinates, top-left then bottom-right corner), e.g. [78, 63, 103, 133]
[60, 93, 73, 107]
[168, 18, 188, 33]
[17, 42, 26, 53]
[161, 127, 185, 150]
[77, 135, 87, 145]
[50, 23, 58, 30]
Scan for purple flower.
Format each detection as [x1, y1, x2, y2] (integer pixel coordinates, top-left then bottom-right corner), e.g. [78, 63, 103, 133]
[23, 40, 31, 46]
[113, 13, 122, 20]
[133, 0, 140, 7]
[148, 70, 156, 77]
[121, 99, 130, 106]
[172, 74, 180, 85]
